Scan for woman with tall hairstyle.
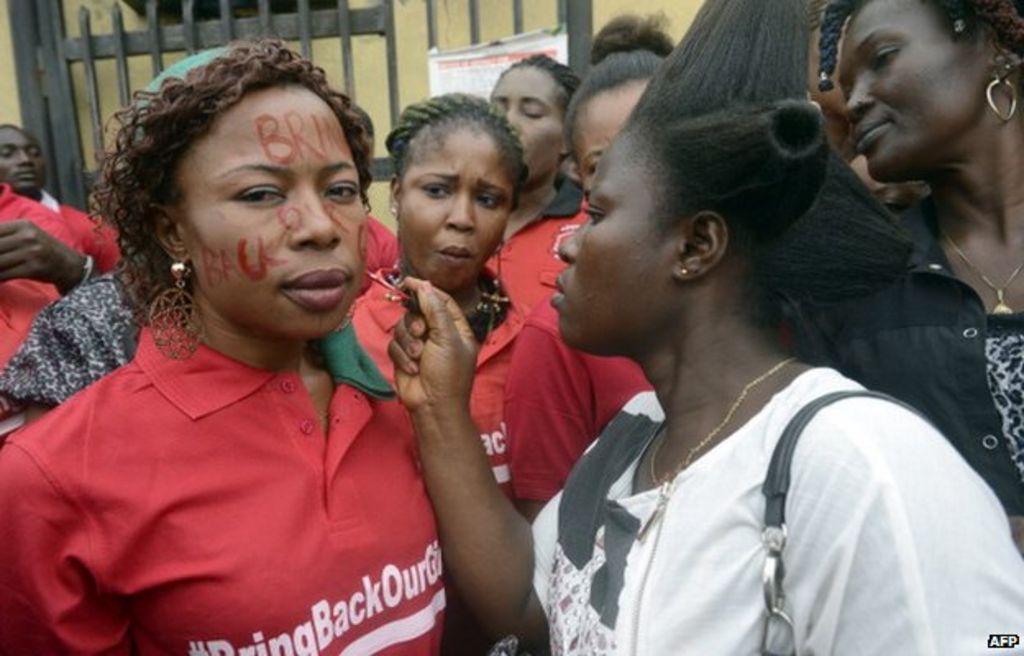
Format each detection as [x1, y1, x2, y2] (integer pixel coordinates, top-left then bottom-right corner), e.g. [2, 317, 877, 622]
[389, 0, 1024, 652]
[814, 0, 1024, 535]
[0, 42, 445, 653]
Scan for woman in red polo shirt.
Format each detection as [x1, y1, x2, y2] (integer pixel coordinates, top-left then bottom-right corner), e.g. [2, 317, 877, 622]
[489, 55, 584, 311]
[350, 93, 525, 656]
[0, 41, 444, 654]
[352, 93, 526, 496]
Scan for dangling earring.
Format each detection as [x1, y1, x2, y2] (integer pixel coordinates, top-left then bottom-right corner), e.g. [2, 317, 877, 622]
[987, 69, 1018, 122]
[149, 261, 202, 360]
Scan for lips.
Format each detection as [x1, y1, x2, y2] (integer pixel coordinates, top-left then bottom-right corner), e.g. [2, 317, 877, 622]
[281, 269, 349, 312]
[436, 245, 474, 266]
[11, 169, 38, 182]
[853, 119, 890, 155]
[551, 273, 567, 309]
[438, 245, 472, 259]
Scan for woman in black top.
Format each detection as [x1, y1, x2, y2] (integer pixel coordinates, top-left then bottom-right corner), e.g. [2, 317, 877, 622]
[813, 0, 1024, 530]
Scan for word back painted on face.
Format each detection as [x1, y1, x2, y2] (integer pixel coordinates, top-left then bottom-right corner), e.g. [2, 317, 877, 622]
[202, 237, 286, 288]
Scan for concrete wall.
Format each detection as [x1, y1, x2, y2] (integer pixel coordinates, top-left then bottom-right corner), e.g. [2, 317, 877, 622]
[0, 0, 704, 215]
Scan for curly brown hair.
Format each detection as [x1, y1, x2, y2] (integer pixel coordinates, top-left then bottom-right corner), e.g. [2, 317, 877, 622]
[93, 39, 373, 319]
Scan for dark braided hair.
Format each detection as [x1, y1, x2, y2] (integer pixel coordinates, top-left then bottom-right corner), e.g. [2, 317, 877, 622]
[495, 55, 581, 113]
[818, 0, 1024, 91]
[385, 93, 526, 202]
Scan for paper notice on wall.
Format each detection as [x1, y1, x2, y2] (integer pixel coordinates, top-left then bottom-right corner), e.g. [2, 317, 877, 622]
[427, 28, 568, 98]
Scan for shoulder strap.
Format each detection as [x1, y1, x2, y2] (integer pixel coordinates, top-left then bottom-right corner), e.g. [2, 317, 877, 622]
[758, 389, 927, 656]
[762, 390, 924, 528]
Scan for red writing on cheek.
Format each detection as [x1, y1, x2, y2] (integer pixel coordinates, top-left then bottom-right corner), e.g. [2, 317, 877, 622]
[237, 237, 287, 281]
[201, 246, 238, 288]
[357, 222, 368, 261]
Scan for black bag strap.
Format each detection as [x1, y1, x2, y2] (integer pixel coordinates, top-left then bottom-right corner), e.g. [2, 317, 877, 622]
[759, 389, 928, 656]
[763, 389, 927, 527]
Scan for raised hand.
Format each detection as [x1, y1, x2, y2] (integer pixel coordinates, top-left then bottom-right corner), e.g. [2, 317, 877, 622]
[388, 277, 478, 416]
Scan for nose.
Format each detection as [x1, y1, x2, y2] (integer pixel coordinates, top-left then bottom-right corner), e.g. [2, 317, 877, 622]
[557, 224, 582, 265]
[290, 196, 343, 251]
[844, 77, 874, 125]
[445, 193, 475, 233]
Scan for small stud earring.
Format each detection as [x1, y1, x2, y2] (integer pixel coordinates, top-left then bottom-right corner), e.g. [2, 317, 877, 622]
[680, 267, 690, 275]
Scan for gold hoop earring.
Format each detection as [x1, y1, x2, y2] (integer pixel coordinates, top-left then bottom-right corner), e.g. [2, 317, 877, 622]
[987, 74, 1018, 122]
[149, 261, 202, 360]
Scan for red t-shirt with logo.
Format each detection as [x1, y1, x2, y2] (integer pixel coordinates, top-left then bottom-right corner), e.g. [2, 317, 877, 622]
[491, 181, 585, 312]
[351, 271, 524, 495]
[505, 299, 653, 503]
[0, 329, 445, 654]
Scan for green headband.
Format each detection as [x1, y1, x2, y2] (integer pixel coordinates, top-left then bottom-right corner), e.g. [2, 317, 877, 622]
[144, 47, 230, 94]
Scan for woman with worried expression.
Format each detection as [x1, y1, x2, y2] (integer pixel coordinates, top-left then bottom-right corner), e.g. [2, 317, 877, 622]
[350, 94, 526, 655]
[0, 42, 445, 654]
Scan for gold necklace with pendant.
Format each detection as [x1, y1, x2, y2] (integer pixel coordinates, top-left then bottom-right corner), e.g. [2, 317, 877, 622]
[943, 233, 1024, 315]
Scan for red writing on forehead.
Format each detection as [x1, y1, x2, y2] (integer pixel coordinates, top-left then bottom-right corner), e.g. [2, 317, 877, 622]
[312, 113, 348, 154]
[255, 114, 295, 165]
[255, 112, 348, 166]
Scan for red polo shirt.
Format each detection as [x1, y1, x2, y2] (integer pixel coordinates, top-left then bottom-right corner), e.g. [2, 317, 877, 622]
[57, 202, 121, 273]
[505, 299, 652, 503]
[0, 329, 444, 655]
[491, 181, 585, 312]
[351, 271, 524, 494]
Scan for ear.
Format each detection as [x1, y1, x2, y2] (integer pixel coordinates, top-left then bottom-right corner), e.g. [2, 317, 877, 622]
[991, 42, 1023, 76]
[153, 204, 189, 263]
[671, 211, 730, 282]
[560, 155, 581, 188]
[389, 176, 402, 221]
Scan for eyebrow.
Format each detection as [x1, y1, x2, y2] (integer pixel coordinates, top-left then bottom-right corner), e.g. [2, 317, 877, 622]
[217, 161, 354, 179]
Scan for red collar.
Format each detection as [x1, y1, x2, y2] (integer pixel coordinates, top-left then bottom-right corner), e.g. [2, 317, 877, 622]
[134, 329, 277, 420]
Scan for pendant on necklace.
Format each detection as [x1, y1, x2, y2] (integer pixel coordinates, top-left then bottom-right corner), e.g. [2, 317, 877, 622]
[638, 482, 672, 541]
[993, 290, 1014, 315]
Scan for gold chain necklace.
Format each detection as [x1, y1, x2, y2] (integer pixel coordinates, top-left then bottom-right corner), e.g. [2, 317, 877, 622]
[637, 357, 795, 542]
[648, 357, 796, 487]
[943, 233, 1024, 315]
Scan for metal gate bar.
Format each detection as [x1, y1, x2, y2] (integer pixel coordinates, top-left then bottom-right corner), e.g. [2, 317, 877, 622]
[10, 0, 591, 209]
